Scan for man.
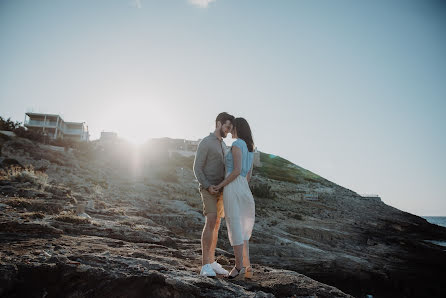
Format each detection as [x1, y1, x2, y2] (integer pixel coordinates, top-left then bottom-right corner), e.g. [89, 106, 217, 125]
[193, 112, 234, 277]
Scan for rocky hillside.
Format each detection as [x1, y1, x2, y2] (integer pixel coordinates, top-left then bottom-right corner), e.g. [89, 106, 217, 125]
[1, 135, 445, 297]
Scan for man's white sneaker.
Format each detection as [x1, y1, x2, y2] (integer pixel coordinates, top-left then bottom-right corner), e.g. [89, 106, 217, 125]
[210, 261, 229, 275]
[200, 264, 216, 277]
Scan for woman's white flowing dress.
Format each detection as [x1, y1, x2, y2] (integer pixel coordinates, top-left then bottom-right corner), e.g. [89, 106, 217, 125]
[222, 141, 255, 246]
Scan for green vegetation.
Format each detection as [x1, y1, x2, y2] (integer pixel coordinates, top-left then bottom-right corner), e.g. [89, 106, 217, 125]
[0, 117, 21, 131]
[254, 152, 321, 184]
[1, 115, 46, 142]
[1, 115, 322, 187]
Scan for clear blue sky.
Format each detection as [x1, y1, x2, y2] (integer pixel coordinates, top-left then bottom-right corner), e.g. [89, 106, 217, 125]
[1, 0, 445, 216]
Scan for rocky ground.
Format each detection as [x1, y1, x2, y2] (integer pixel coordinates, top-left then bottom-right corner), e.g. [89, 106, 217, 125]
[1, 135, 446, 297]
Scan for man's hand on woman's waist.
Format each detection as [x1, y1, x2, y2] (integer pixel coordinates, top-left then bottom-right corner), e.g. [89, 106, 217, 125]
[208, 185, 218, 195]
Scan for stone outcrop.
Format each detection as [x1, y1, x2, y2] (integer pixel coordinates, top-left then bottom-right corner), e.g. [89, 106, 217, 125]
[1, 136, 445, 297]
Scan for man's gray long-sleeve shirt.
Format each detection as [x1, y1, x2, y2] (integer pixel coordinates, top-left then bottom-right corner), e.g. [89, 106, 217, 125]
[193, 133, 225, 190]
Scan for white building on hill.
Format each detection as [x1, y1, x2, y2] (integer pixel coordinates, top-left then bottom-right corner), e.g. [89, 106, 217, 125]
[24, 112, 89, 142]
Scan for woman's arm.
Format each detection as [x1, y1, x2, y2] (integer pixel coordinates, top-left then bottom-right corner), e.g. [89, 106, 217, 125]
[215, 146, 242, 190]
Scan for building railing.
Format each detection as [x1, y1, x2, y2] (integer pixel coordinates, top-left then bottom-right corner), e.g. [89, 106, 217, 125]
[64, 129, 83, 134]
[25, 119, 58, 127]
[25, 120, 85, 136]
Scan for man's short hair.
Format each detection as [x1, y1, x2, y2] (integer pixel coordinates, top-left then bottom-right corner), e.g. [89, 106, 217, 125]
[215, 112, 235, 127]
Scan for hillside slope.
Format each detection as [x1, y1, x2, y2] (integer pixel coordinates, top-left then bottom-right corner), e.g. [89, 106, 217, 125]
[1, 136, 445, 297]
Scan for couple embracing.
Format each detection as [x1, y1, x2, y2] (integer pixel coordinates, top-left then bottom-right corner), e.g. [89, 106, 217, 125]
[193, 112, 255, 280]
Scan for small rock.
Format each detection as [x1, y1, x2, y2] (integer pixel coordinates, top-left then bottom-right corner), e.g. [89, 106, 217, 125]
[76, 264, 90, 272]
[42, 250, 52, 258]
[86, 200, 95, 209]
[254, 291, 274, 298]
[76, 203, 86, 214]
[78, 212, 91, 219]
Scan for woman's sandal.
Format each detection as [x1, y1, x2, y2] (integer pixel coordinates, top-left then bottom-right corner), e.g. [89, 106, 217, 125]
[244, 266, 253, 279]
[228, 266, 246, 280]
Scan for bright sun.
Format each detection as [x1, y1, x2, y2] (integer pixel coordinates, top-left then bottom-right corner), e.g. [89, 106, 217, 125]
[104, 100, 172, 144]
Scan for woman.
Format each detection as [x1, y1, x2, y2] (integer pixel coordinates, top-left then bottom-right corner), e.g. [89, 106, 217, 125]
[215, 117, 255, 279]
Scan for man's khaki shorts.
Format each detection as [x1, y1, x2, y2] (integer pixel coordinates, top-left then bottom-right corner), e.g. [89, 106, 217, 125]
[200, 188, 224, 218]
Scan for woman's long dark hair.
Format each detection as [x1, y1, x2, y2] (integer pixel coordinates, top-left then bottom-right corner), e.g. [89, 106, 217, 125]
[233, 117, 254, 152]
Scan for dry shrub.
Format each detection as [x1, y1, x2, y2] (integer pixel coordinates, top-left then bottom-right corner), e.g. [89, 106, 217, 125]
[3, 198, 31, 209]
[95, 200, 107, 209]
[38, 150, 68, 166]
[54, 211, 91, 224]
[216, 255, 230, 265]
[21, 211, 45, 220]
[92, 184, 103, 195]
[3, 197, 62, 214]
[4, 137, 72, 167]
[250, 181, 276, 199]
[290, 212, 303, 220]
[119, 220, 135, 227]
[184, 196, 201, 209]
[154, 166, 178, 183]
[108, 207, 126, 216]
[4, 165, 48, 189]
[4, 137, 35, 152]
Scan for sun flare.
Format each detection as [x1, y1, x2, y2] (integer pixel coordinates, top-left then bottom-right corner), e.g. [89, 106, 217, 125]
[105, 100, 172, 144]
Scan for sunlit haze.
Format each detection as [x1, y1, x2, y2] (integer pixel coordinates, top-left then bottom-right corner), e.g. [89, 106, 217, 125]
[1, 0, 445, 216]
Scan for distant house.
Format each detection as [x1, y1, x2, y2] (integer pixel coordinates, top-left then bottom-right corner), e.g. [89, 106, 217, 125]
[168, 138, 201, 158]
[183, 139, 200, 152]
[64, 122, 89, 142]
[24, 112, 89, 141]
[100, 131, 118, 143]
